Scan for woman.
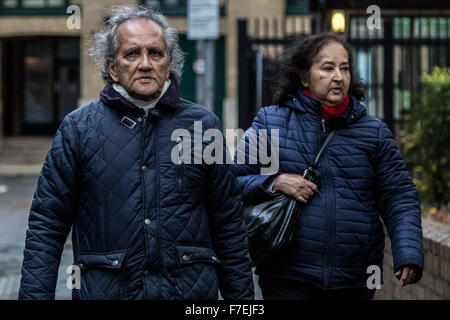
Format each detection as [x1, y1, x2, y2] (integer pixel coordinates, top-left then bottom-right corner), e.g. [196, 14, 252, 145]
[232, 33, 424, 300]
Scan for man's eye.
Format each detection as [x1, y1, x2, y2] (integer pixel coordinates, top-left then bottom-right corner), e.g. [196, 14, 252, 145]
[127, 52, 139, 58]
[323, 66, 333, 71]
[150, 51, 163, 57]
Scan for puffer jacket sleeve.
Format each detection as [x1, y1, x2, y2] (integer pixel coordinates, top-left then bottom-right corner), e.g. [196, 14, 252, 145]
[231, 107, 279, 205]
[205, 118, 255, 300]
[19, 115, 80, 299]
[373, 122, 424, 282]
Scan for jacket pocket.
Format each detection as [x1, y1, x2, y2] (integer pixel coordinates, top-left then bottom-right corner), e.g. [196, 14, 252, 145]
[175, 245, 220, 299]
[73, 250, 127, 300]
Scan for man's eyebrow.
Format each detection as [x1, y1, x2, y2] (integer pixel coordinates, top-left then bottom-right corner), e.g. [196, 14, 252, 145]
[122, 46, 140, 54]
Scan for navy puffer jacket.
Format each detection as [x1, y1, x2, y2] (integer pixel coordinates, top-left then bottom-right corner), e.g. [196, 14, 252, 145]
[19, 80, 254, 300]
[232, 89, 424, 289]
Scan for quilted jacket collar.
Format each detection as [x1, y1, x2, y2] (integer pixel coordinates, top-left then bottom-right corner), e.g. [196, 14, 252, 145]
[99, 75, 180, 119]
[285, 88, 367, 128]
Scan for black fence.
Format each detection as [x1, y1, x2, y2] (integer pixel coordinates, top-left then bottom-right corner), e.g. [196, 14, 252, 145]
[238, 16, 450, 134]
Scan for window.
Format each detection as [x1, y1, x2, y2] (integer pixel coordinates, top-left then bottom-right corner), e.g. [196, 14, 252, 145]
[286, 0, 309, 16]
[0, 0, 76, 15]
[141, 0, 225, 17]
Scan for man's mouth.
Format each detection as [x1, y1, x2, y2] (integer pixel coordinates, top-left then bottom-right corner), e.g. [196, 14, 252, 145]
[330, 87, 342, 93]
[136, 76, 154, 84]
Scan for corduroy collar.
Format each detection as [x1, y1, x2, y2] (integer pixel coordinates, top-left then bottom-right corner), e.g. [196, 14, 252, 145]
[99, 74, 180, 120]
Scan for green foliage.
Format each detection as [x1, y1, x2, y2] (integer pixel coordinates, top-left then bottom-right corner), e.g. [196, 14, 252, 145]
[405, 67, 450, 209]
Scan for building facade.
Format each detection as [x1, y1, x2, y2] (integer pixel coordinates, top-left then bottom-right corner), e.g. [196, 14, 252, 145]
[0, 0, 312, 144]
[0, 0, 449, 146]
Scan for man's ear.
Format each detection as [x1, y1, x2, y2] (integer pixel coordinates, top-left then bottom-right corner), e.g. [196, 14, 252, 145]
[107, 59, 119, 82]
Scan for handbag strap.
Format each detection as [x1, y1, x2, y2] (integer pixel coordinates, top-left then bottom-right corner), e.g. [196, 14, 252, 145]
[311, 130, 336, 169]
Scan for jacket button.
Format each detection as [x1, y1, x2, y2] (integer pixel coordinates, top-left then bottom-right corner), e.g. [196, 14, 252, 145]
[138, 117, 143, 122]
[182, 255, 190, 262]
[111, 260, 119, 266]
[144, 271, 149, 276]
[142, 165, 148, 171]
[211, 256, 218, 262]
[144, 219, 151, 225]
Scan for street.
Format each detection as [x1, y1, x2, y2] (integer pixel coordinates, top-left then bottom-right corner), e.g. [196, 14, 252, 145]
[0, 175, 72, 300]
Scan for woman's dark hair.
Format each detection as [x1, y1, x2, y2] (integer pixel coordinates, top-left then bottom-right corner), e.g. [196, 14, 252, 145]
[272, 32, 365, 105]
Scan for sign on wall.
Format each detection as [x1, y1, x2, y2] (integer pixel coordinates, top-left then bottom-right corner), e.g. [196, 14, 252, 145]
[187, 0, 219, 40]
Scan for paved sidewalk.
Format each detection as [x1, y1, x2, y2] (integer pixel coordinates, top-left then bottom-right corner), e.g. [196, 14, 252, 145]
[0, 137, 52, 176]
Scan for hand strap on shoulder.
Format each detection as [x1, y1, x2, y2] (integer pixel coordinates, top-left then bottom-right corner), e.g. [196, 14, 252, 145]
[311, 130, 336, 169]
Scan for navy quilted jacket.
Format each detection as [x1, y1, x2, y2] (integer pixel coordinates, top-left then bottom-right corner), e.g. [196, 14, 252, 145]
[19, 81, 254, 300]
[232, 89, 424, 289]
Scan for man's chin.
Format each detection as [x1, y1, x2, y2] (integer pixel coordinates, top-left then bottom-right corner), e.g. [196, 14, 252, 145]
[130, 90, 159, 102]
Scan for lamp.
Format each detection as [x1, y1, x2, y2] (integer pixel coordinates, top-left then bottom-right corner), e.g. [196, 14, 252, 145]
[331, 10, 346, 33]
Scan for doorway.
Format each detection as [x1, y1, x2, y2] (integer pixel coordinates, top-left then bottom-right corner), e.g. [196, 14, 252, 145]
[2, 36, 80, 136]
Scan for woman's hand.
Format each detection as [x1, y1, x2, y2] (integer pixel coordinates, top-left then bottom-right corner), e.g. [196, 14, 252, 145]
[273, 173, 318, 203]
[395, 264, 420, 287]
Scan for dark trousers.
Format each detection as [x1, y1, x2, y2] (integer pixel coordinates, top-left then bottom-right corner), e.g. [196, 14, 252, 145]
[259, 277, 376, 300]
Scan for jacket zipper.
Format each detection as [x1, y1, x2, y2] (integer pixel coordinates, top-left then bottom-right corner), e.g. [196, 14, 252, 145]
[319, 120, 336, 289]
[140, 113, 149, 300]
[153, 122, 165, 299]
[323, 148, 336, 288]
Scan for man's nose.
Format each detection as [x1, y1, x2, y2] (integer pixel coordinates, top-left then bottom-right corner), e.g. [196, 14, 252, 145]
[139, 54, 152, 70]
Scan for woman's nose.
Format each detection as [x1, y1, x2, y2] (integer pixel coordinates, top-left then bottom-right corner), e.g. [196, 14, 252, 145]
[333, 69, 343, 81]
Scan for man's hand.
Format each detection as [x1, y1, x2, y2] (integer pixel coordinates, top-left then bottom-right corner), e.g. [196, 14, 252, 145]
[273, 173, 317, 203]
[395, 264, 419, 287]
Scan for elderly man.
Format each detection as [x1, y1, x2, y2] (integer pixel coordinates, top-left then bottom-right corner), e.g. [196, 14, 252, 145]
[19, 5, 254, 300]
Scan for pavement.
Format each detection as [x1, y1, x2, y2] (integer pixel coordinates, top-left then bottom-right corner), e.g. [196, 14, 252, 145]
[0, 175, 73, 300]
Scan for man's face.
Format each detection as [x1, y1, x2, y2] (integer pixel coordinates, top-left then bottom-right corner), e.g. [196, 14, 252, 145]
[302, 42, 351, 107]
[107, 19, 171, 101]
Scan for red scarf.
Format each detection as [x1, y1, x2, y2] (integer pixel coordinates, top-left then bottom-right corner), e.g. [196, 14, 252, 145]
[303, 89, 350, 120]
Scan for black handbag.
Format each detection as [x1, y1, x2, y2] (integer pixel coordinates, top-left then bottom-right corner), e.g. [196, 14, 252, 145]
[244, 130, 336, 267]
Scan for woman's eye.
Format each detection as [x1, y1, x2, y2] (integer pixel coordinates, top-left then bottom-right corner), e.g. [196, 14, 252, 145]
[323, 66, 333, 71]
[341, 66, 350, 71]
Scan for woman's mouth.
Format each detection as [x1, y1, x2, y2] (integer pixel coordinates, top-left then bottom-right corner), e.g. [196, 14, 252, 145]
[330, 88, 342, 93]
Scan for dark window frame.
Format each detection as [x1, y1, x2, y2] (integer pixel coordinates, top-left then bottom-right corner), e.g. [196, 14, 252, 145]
[0, 0, 73, 16]
[140, 0, 226, 17]
[286, 0, 310, 16]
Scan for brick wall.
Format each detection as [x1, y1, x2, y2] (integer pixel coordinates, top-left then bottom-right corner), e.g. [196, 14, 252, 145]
[374, 217, 450, 300]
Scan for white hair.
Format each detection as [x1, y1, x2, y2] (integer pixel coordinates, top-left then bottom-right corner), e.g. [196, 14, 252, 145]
[89, 5, 185, 82]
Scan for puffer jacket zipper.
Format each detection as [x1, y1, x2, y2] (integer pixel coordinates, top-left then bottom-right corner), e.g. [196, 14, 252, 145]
[320, 119, 336, 289]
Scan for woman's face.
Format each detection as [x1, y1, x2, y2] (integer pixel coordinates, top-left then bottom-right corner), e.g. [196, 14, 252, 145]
[302, 42, 351, 107]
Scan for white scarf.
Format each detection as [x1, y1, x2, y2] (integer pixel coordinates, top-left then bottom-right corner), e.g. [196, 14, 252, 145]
[113, 79, 171, 115]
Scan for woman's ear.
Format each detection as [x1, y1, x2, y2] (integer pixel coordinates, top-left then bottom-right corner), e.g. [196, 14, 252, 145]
[107, 59, 119, 82]
[301, 74, 309, 88]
